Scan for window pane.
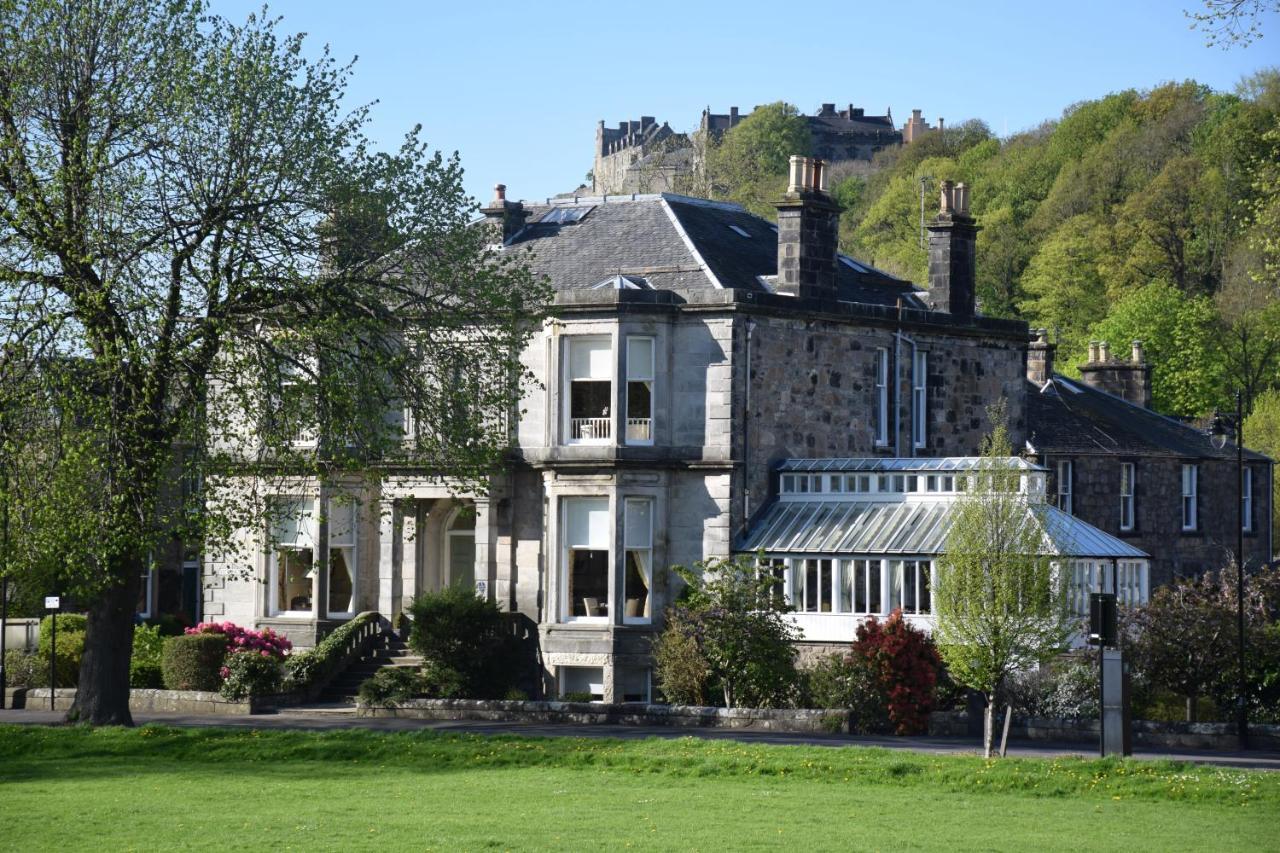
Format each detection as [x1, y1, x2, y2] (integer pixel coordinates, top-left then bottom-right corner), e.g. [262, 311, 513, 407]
[626, 337, 654, 380]
[869, 560, 882, 614]
[819, 559, 832, 613]
[624, 550, 651, 620]
[805, 559, 819, 612]
[624, 498, 652, 548]
[919, 561, 931, 614]
[890, 560, 903, 612]
[328, 548, 355, 613]
[569, 549, 609, 618]
[277, 548, 313, 612]
[565, 498, 609, 548]
[838, 560, 854, 613]
[570, 338, 612, 379]
[449, 531, 475, 590]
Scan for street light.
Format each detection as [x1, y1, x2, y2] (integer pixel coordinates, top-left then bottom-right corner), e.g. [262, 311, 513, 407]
[1208, 389, 1247, 750]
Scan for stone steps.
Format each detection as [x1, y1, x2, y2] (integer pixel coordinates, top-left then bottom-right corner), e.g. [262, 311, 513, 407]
[318, 634, 421, 702]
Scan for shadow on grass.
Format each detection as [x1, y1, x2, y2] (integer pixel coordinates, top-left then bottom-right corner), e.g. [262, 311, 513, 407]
[0, 724, 1274, 809]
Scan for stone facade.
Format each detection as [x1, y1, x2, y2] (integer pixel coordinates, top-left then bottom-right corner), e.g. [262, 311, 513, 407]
[1042, 453, 1272, 589]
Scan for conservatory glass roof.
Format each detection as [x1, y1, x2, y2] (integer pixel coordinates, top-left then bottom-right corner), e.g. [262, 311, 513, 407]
[736, 499, 1147, 560]
[776, 457, 1041, 473]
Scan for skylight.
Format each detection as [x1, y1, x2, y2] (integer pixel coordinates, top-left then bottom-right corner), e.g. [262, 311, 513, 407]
[727, 224, 751, 238]
[540, 205, 595, 225]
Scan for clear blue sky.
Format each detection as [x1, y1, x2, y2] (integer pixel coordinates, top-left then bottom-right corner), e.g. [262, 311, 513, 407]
[217, 0, 1279, 205]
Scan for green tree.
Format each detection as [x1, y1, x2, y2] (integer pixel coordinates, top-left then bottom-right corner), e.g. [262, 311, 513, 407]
[934, 407, 1074, 757]
[1076, 281, 1226, 416]
[0, 1, 545, 725]
[657, 554, 800, 709]
[706, 102, 811, 218]
[1018, 215, 1111, 356]
[1244, 389, 1280, 536]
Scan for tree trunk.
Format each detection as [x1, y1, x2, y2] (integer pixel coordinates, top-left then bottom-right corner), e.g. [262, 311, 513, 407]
[67, 562, 140, 726]
[1186, 694, 1198, 724]
[983, 694, 996, 758]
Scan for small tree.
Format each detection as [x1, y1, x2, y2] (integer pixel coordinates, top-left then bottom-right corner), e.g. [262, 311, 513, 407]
[853, 610, 943, 735]
[934, 406, 1074, 757]
[656, 554, 800, 709]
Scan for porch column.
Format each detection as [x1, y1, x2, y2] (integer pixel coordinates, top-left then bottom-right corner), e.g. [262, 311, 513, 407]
[377, 499, 400, 617]
[473, 497, 493, 601]
[312, 485, 329, 619]
[402, 503, 419, 608]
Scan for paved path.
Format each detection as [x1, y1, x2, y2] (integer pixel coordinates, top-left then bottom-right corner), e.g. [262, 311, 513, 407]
[5, 705, 1279, 771]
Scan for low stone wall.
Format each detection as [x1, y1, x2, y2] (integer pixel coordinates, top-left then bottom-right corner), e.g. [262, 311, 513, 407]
[359, 698, 849, 734]
[928, 710, 1280, 751]
[18, 687, 261, 715]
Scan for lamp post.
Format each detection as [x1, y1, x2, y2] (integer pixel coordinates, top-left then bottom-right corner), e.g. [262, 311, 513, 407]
[1208, 390, 1247, 750]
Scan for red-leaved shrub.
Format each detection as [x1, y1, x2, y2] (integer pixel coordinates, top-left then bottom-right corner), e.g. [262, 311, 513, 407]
[853, 609, 942, 735]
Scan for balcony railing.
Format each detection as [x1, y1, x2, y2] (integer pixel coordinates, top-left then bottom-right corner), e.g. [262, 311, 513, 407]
[625, 418, 652, 443]
[570, 417, 611, 441]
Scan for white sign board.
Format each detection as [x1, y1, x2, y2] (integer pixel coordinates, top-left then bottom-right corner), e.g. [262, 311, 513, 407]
[44, 596, 60, 610]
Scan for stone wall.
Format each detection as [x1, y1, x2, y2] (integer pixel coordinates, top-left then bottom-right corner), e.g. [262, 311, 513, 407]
[740, 310, 1028, 534]
[1046, 453, 1272, 588]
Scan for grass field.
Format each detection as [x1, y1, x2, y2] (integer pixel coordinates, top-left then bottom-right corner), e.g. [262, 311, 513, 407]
[1, 725, 1277, 851]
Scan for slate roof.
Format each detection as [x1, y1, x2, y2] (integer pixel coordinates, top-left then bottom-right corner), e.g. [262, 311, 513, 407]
[504, 194, 922, 308]
[1026, 375, 1271, 462]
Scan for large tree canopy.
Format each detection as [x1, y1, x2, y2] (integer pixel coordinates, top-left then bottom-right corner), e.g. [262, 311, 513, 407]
[0, 0, 545, 724]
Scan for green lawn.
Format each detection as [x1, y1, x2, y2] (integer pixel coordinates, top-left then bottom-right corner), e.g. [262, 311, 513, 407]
[0, 726, 1277, 851]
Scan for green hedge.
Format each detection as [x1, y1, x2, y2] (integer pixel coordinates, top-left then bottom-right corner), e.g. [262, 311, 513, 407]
[408, 587, 521, 699]
[161, 634, 226, 692]
[284, 612, 380, 692]
[130, 624, 166, 689]
[35, 616, 86, 687]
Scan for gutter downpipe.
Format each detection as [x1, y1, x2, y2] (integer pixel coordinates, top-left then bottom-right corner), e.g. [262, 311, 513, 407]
[743, 318, 757, 530]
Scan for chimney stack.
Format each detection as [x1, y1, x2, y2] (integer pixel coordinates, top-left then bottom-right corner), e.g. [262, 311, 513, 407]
[1078, 339, 1152, 408]
[924, 180, 979, 317]
[773, 156, 840, 300]
[1027, 329, 1056, 386]
[480, 184, 526, 244]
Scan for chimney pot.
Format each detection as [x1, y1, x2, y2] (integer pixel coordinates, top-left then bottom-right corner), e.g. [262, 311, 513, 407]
[1099, 341, 1111, 362]
[925, 179, 979, 317]
[774, 153, 840, 300]
[494, 183, 506, 203]
[1131, 340, 1144, 364]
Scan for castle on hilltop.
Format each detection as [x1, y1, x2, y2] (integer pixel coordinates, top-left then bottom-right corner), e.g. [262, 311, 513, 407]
[591, 103, 942, 195]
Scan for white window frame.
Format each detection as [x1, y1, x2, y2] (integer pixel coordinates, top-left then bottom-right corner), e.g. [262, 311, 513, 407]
[1182, 463, 1198, 531]
[624, 336, 655, 446]
[875, 348, 889, 446]
[268, 498, 316, 618]
[911, 351, 927, 449]
[564, 336, 614, 445]
[623, 497, 654, 624]
[325, 499, 358, 619]
[1057, 460, 1073, 516]
[889, 558, 933, 615]
[137, 561, 155, 620]
[443, 505, 478, 594]
[1119, 462, 1135, 532]
[560, 496, 611, 624]
[1242, 467, 1253, 533]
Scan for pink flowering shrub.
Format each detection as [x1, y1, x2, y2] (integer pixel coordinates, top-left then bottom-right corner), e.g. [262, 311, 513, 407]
[186, 622, 292, 660]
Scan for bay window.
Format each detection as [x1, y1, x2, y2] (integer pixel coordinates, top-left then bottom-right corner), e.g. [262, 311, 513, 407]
[566, 337, 612, 443]
[625, 337, 654, 444]
[268, 497, 358, 618]
[623, 498, 653, 623]
[561, 497, 610, 621]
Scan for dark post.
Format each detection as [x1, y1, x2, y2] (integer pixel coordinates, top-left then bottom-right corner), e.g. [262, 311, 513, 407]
[48, 599, 56, 710]
[1235, 390, 1247, 750]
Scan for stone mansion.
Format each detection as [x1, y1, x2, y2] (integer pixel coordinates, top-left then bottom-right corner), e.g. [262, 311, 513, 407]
[199, 158, 1272, 703]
